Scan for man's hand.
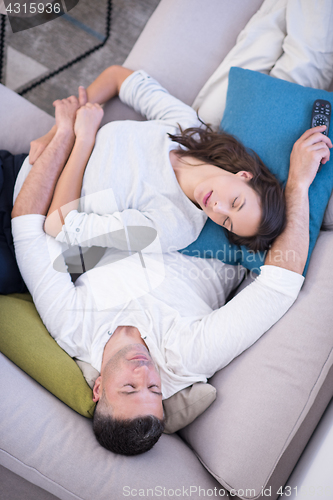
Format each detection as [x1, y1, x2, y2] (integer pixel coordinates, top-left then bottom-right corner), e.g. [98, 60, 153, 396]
[78, 85, 88, 106]
[288, 125, 332, 190]
[53, 95, 80, 134]
[74, 102, 104, 142]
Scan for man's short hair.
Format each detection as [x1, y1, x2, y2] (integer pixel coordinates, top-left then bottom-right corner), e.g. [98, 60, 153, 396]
[93, 402, 164, 455]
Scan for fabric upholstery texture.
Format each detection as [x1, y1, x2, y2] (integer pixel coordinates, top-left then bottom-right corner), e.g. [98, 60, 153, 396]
[122, 0, 264, 106]
[0, 84, 54, 155]
[163, 383, 217, 434]
[323, 195, 333, 229]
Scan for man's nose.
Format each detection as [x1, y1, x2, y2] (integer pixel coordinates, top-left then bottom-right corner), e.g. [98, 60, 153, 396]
[133, 363, 153, 385]
[133, 362, 151, 376]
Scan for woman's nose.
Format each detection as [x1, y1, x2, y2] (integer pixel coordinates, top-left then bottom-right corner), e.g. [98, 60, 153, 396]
[213, 200, 228, 214]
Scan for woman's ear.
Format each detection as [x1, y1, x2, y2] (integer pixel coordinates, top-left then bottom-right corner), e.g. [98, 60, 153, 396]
[92, 376, 102, 402]
[236, 170, 253, 180]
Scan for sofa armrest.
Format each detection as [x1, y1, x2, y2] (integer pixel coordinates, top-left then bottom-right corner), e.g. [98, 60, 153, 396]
[123, 0, 264, 105]
[0, 84, 54, 154]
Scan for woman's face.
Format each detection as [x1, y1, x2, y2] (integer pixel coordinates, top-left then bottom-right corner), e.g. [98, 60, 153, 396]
[193, 170, 262, 237]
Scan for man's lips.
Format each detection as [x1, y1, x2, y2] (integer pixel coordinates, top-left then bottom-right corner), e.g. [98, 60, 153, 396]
[203, 191, 213, 207]
[130, 355, 149, 361]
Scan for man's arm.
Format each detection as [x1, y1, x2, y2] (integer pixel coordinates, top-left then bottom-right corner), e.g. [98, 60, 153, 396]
[29, 124, 58, 165]
[29, 66, 133, 164]
[13, 96, 79, 218]
[265, 125, 332, 274]
[44, 101, 104, 237]
[28, 87, 86, 165]
[11, 95, 90, 348]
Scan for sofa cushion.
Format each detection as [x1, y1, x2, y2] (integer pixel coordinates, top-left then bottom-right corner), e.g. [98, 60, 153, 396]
[180, 229, 333, 499]
[163, 383, 217, 434]
[123, 0, 264, 106]
[0, 84, 54, 155]
[323, 195, 333, 229]
[0, 293, 96, 418]
[185, 68, 333, 276]
[75, 359, 100, 389]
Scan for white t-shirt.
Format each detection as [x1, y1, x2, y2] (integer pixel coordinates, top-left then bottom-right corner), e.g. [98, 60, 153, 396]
[12, 215, 304, 399]
[15, 71, 207, 254]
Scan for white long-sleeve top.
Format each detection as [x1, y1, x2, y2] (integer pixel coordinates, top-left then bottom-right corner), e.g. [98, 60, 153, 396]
[12, 215, 304, 399]
[15, 70, 207, 254]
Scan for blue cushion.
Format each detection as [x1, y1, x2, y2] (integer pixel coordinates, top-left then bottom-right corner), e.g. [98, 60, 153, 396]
[181, 68, 333, 275]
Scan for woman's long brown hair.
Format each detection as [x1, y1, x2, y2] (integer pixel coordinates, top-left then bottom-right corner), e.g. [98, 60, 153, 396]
[168, 126, 286, 252]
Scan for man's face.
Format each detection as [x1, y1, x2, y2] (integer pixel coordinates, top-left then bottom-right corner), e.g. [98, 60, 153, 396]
[93, 344, 163, 420]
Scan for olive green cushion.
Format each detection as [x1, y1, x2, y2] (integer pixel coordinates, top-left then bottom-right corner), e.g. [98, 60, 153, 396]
[0, 293, 95, 418]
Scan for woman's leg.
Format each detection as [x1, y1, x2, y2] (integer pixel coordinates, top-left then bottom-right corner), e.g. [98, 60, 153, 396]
[192, 0, 288, 129]
[0, 151, 28, 294]
[270, 0, 333, 89]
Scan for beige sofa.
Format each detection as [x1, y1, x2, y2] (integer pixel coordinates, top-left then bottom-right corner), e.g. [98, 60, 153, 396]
[1, 1, 333, 499]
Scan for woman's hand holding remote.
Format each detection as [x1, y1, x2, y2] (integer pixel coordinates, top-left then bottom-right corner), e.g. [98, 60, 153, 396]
[288, 125, 332, 191]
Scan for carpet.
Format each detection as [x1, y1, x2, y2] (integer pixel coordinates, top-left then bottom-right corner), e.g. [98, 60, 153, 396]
[1, 0, 160, 115]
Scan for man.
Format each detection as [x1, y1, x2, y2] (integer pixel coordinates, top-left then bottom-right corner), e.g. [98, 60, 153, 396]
[11, 83, 331, 455]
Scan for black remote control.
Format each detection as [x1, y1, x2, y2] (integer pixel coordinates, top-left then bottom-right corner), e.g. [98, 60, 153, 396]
[311, 99, 331, 136]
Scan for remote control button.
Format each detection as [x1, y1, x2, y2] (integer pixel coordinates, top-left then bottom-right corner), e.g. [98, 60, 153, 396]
[314, 116, 329, 126]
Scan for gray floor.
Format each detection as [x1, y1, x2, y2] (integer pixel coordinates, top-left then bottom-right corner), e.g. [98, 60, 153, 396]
[3, 0, 161, 115]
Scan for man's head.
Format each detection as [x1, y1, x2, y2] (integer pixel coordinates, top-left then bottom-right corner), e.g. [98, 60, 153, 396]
[92, 341, 164, 455]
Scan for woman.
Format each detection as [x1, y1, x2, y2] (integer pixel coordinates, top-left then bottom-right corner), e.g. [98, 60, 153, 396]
[27, 65, 285, 255]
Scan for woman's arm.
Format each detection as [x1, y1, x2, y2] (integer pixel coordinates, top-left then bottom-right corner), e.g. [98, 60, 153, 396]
[180, 126, 331, 378]
[265, 125, 332, 274]
[86, 65, 134, 104]
[44, 102, 104, 238]
[119, 71, 200, 128]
